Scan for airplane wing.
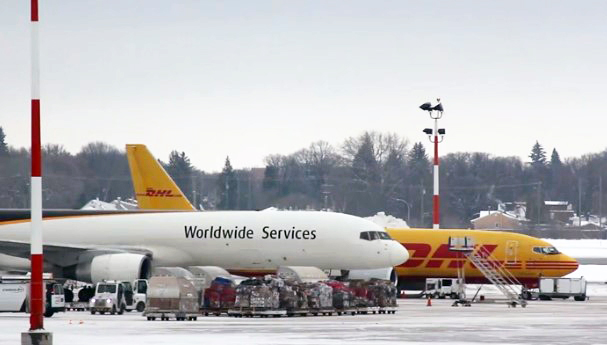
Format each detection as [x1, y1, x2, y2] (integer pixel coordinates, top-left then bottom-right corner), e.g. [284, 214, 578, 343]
[0, 240, 152, 267]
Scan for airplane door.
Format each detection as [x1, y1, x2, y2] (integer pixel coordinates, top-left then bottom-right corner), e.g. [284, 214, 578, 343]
[506, 240, 518, 264]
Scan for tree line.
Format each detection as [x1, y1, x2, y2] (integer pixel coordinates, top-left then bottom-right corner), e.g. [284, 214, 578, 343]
[0, 126, 605, 228]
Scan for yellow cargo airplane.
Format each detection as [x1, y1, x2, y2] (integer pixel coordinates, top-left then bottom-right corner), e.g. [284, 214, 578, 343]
[126, 144, 579, 289]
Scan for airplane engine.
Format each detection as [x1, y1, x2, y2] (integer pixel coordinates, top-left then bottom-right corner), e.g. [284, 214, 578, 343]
[64, 253, 152, 283]
[346, 267, 398, 286]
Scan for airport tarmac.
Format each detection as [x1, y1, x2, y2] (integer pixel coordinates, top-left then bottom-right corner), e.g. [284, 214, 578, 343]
[2, 294, 607, 345]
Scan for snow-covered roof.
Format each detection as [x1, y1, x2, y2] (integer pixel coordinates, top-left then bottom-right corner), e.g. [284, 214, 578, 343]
[471, 210, 525, 222]
[81, 198, 138, 210]
[545, 201, 569, 206]
[365, 212, 409, 228]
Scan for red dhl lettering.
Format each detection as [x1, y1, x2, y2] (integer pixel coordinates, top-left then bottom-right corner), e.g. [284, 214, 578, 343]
[136, 188, 180, 197]
[399, 243, 499, 269]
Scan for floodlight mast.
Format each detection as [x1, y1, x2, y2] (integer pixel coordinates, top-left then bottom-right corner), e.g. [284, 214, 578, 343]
[420, 99, 445, 229]
[29, 0, 44, 331]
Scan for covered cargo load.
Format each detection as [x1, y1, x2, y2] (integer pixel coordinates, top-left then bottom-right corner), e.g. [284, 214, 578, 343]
[202, 277, 236, 315]
[325, 280, 355, 315]
[152, 267, 194, 279]
[367, 279, 397, 313]
[230, 277, 284, 317]
[277, 266, 329, 283]
[144, 276, 199, 321]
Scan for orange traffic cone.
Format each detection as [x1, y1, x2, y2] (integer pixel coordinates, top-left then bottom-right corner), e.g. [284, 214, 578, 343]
[426, 297, 432, 307]
[69, 320, 72, 324]
[79, 320, 84, 324]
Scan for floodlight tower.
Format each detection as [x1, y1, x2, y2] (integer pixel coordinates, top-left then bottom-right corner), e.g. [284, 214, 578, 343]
[22, 1, 52, 344]
[420, 99, 445, 229]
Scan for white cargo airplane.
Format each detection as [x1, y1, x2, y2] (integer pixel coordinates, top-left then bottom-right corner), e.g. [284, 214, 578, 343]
[0, 161, 409, 283]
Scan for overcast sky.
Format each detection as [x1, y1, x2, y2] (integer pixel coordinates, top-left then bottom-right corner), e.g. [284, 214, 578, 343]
[1, 1, 605, 172]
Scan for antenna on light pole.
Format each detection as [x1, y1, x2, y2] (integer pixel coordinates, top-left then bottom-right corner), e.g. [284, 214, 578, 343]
[420, 98, 446, 229]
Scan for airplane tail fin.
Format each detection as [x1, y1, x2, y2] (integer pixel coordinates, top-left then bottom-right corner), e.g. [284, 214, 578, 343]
[126, 144, 196, 211]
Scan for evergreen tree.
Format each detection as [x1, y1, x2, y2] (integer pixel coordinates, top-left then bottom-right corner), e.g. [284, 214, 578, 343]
[165, 150, 193, 201]
[352, 133, 379, 183]
[408, 142, 430, 182]
[0, 126, 8, 156]
[529, 141, 547, 167]
[550, 148, 562, 167]
[217, 156, 237, 209]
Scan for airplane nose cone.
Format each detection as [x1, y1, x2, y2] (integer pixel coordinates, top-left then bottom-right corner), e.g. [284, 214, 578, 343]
[390, 242, 409, 266]
[565, 254, 579, 274]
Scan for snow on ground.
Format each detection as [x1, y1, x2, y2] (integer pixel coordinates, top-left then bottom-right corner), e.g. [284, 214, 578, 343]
[4, 297, 607, 345]
[565, 265, 607, 283]
[546, 238, 607, 258]
[365, 212, 409, 228]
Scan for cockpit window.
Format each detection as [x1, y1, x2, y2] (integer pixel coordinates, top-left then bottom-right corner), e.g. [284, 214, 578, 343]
[359, 231, 393, 241]
[533, 246, 560, 255]
[378, 232, 392, 240]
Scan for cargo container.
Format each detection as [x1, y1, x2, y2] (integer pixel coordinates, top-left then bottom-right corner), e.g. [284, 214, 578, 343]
[144, 276, 199, 321]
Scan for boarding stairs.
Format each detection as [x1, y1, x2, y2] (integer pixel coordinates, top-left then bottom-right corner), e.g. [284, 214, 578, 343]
[465, 247, 527, 307]
[449, 236, 527, 308]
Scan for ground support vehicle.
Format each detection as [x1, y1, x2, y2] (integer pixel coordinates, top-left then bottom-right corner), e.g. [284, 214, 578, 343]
[424, 278, 461, 299]
[538, 277, 587, 301]
[0, 275, 65, 317]
[144, 276, 199, 321]
[89, 281, 129, 315]
[126, 279, 148, 312]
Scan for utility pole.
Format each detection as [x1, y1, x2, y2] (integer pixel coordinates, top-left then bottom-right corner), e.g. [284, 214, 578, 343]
[248, 171, 252, 210]
[420, 184, 425, 227]
[537, 182, 542, 225]
[599, 175, 603, 230]
[578, 178, 582, 228]
[191, 173, 197, 208]
[225, 179, 229, 210]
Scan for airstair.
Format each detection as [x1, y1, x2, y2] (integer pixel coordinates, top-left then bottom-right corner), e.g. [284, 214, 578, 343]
[449, 237, 527, 308]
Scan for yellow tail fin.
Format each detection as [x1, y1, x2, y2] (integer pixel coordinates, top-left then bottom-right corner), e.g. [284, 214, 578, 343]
[126, 144, 196, 211]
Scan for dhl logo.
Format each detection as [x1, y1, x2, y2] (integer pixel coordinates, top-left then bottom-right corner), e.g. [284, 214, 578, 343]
[136, 188, 182, 198]
[398, 243, 511, 269]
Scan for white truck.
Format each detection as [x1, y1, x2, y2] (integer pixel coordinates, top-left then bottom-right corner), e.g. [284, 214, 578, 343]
[89, 279, 149, 315]
[0, 275, 65, 317]
[90, 281, 129, 315]
[126, 279, 148, 312]
[538, 277, 587, 301]
[425, 278, 462, 299]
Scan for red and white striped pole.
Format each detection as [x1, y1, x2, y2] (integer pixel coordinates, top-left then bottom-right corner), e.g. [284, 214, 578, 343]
[432, 118, 440, 229]
[420, 100, 444, 229]
[30, 0, 44, 331]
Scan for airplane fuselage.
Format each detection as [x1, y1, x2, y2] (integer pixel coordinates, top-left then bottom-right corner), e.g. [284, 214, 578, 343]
[387, 228, 579, 288]
[0, 210, 408, 274]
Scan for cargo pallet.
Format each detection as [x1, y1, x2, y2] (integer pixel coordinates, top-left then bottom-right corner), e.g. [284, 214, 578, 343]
[144, 311, 198, 321]
[200, 307, 231, 316]
[227, 308, 286, 318]
[335, 307, 358, 316]
[283, 307, 335, 317]
[378, 306, 397, 314]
